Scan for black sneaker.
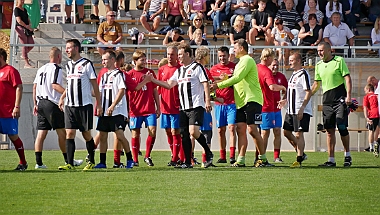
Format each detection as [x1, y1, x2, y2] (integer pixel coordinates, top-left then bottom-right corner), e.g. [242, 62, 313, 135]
[167, 161, 177, 166]
[204, 153, 214, 168]
[144, 157, 154, 166]
[192, 157, 201, 165]
[229, 157, 236, 164]
[138, 151, 142, 156]
[120, 150, 124, 156]
[65, 18, 71, 24]
[302, 153, 308, 161]
[174, 163, 193, 169]
[113, 163, 124, 168]
[263, 160, 275, 167]
[216, 158, 227, 163]
[14, 163, 28, 171]
[343, 156, 352, 167]
[364, 147, 371, 152]
[318, 161, 336, 167]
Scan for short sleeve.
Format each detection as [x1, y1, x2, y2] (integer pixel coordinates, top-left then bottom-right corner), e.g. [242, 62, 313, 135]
[231, 0, 237, 4]
[86, 62, 97, 80]
[124, 72, 138, 91]
[9, 67, 22, 87]
[169, 69, 179, 82]
[301, 71, 311, 90]
[115, 23, 123, 34]
[97, 23, 105, 35]
[197, 66, 209, 83]
[116, 72, 126, 90]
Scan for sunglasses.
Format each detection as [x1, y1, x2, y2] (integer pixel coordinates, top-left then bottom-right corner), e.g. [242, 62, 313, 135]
[108, 15, 116, 17]
[195, 19, 202, 21]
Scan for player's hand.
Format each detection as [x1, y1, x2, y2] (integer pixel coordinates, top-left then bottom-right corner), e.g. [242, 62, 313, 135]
[106, 105, 114, 116]
[277, 99, 287, 109]
[345, 96, 352, 105]
[205, 101, 212, 112]
[97, 106, 103, 116]
[59, 99, 64, 111]
[12, 107, 20, 119]
[367, 118, 373, 124]
[150, 14, 156, 20]
[33, 105, 38, 116]
[145, 72, 154, 82]
[156, 109, 161, 118]
[297, 107, 304, 121]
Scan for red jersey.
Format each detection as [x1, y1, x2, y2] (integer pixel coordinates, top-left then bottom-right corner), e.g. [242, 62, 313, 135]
[209, 62, 236, 105]
[127, 68, 157, 117]
[158, 64, 181, 114]
[363, 92, 379, 118]
[0, 65, 22, 118]
[272, 72, 288, 111]
[257, 63, 276, 113]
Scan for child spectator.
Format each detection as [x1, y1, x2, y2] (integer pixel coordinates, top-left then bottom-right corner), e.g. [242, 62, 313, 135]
[371, 16, 380, 57]
[363, 84, 379, 156]
[325, 0, 342, 24]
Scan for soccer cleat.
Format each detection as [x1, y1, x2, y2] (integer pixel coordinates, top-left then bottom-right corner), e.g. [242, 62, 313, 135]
[216, 158, 227, 163]
[192, 157, 201, 165]
[229, 157, 236, 164]
[231, 161, 245, 167]
[138, 151, 142, 156]
[201, 162, 205, 168]
[263, 161, 275, 167]
[85, 154, 89, 163]
[14, 163, 28, 171]
[302, 153, 308, 161]
[254, 159, 265, 168]
[35, 164, 47, 169]
[318, 161, 336, 167]
[73, 159, 84, 166]
[83, 162, 95, 171]
[167, 161, 177, 166]
[274, 157, 283, 163]
[374, 143, 379, 158]
[58, 164, 75, 170]
[290, 161, 301, 168]
[94, 163, 107, 169]
[144, 157, 154, 166]
[125, 160, 134, 169]
[113, 163, 124, 168]
[174, 163, 193, 169]
[204, 153, 214, 168]
[134, 162, 139, 167]
[343, 156, 352, 167]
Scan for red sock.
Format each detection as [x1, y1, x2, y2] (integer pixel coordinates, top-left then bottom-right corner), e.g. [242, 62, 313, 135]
[167, 134, 174, 155]
[255, 150, 259, 160]
[202, 153, 207, 163]
[114, 150, 121, 164]
[173, 134, 181, 162]
[145, 135, 156, 158]
[179, 140, 185, 163]
[274, 149, 280, 159]
[230, 147, 236, 159]
[220, 149, 226, 160]
[131, 137, 139, 163]
[12, 138, 27, 165]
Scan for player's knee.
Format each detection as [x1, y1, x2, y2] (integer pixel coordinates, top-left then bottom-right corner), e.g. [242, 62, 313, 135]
[337, 124, 349, 136]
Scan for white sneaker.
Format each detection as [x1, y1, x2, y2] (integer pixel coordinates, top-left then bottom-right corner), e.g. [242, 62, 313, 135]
[73, 159, 84, 166]
[125, 11, 132, 17]
[274, 157, 283, 163]
[35, 164, 47, 169]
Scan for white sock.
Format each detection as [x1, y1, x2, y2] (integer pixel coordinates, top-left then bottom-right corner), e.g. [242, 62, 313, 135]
[370, 142, 374, 150]
[328, 157, 335, 163]
[344, 152, 351, 157]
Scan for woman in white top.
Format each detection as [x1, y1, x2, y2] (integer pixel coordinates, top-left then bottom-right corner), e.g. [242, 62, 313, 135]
[371, 16, 380, 57]
[272, 18, 294, 66]
[303, 0, 324, 25]
[325, 0, 342, 24]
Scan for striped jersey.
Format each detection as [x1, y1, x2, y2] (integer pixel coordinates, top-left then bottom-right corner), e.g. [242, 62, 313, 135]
[65, 58, 97, 107]
[98, 69, 128, 117]
[286, 68, 312, 115]
[33, 63, 63, 105]
[149, 0, 167, 12]
[169, 62, 209, 110]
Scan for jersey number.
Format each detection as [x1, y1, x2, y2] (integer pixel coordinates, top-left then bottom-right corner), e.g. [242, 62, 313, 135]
[39, 72, 47, 85]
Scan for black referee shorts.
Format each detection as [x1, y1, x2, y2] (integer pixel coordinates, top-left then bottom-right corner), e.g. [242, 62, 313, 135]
[65, 104, 93, 132]
[37, 99, 65, 130]
[180, 106, 204, 127]
[283, 113, 311, 132]
[322, 102, 348, 130]
[96, 115, 126, 132]
[235, 102, 262, 125]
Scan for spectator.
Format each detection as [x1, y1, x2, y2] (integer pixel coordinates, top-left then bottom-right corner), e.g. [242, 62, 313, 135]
[65, 0, 84, 23]
[188, 0, 207, 20]
[137, 0, 148, 9]
[371, 16, 380, 56]
[296, 0, 318, 15]
[97, 11, 123, 55]
[111, 0, 132, 17]
[325, 0, 342, 24]
[165, 0, 188, 28]
[91, 0, 111, 21]
[14, 0, 35, 68]
[208, 0, 227, 36]
[188, 14, 207, 40]
[323, 12, 354, 53]
[163, 29, 186, 45]
[230, 0, 254, 25]
[229, 15, 250, 62]
[303, 0, 324, 25]
[23, 0, 41, 29]
[368, 0, 380, 22]
[275, 0, 303, 46]
[362, 84, 379, 155]
[190, 29, 209, 55]
[341, 0, 360, 36]
[40, 0, 47, 23]
[298, 13, 323, 54]
[272, 18, 294, 65]
[359, 0, 370, 22]
[249, 0, 273, 46]
[140, 0, 167, 34]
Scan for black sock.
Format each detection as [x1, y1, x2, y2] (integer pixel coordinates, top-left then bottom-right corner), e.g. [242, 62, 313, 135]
[297, 156, 303, 163]
[35, 152, 43, 166]
[100, 153, 106, 164]
[62, 153, 68, 164]
[86, 139, 95, 164]
[66, 139, 76, 166]
[182, 129, 192, 165]
[377, 138, 380, 144]
[126, 151, 132, 161]
[196, 134, 211, 155]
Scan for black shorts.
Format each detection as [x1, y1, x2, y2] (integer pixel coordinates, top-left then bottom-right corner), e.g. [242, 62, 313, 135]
[65, 104, 93, 132]
[236, 102, 262, 125]
[366, 118, 380, 131]
[283, 113, 311, 132]
[96, 115, 126, 132]
[37, 99, 65, 130]
[180, 106, 204, 128]
[322, 103, 348, 129]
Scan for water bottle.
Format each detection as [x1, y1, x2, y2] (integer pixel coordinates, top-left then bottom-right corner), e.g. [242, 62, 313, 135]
[202, 33, 206, 40]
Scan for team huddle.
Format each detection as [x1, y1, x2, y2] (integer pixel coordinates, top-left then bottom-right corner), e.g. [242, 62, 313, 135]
[1, 37, 375, 171]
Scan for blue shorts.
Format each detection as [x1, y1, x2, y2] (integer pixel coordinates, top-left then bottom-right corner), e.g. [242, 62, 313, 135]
[129, 114, 157, 129]
[200, 111, 213, 131]
[66, 0, 84, 5]
[260, 111, 282, 130]
[98, 42, 121, 50]
[215, 104, 236, 128]
[160, 113, 179, 129]
[0, 118, 18, 135]
[143, 11, 162, 21]
[91, 0, 109, 5]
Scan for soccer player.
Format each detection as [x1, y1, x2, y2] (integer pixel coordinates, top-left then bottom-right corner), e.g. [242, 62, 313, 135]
[94, 50, 134, 169]
[366, 76, 380, 153]
[148, 43, 214, 168]
[312, 42, 353, 167]
[268, 59, 288, 162]
[127, 51, 160, 167]
[157, 45, 182, 166]
[0, 48, 28, 171]
[278, 52, 312, 168]
[362, 84, 379, 157]
[58, 39, 103, 171]
[212, 39, 266, 167]
[256, 49, 286, 166]
[33, 47, 83, 169]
